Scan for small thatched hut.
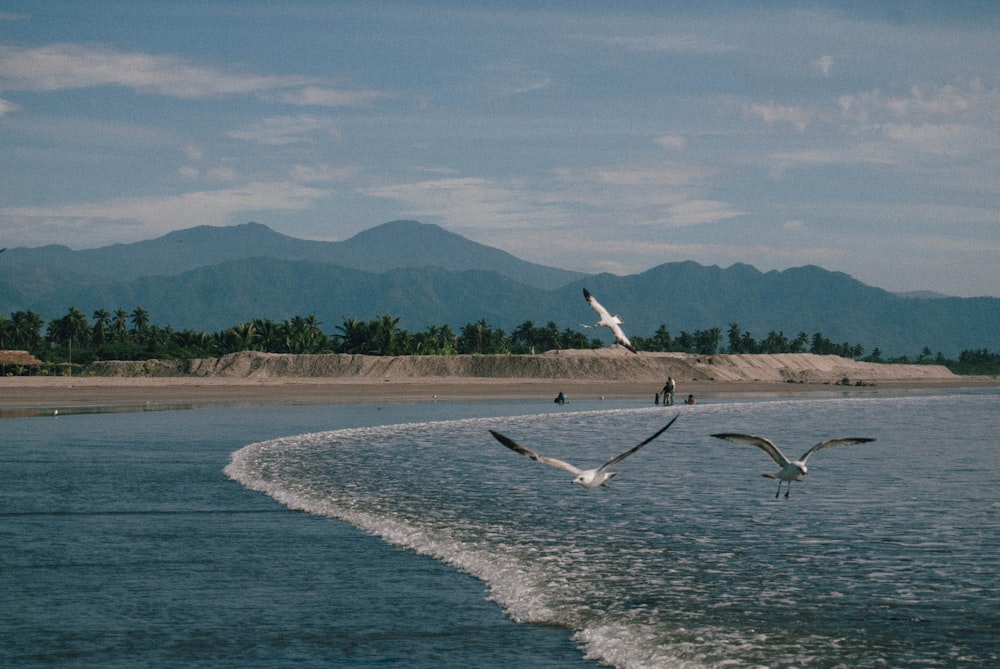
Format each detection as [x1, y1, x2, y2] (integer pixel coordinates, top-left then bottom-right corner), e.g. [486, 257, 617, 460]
[0, 350, 44, 375]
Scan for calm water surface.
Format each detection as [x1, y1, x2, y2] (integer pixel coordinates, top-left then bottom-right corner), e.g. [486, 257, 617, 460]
[2, 391, 998, 667]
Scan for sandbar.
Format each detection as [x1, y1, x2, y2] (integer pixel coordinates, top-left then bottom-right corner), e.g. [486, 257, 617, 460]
[2, 374, 996, 419]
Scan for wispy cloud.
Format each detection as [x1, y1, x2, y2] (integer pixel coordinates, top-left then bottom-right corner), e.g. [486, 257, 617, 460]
[1, 182, 331, 247]
[364, 160, 743, 254]
[473, 61, 553, 99]
[591, 33, 733, 54]
[744, 101, 816, 132]
[227, 114, 343, 145]
[0, 97, 19, 116]
[654, 134, 687, 151]
[0, 43, 387, 105]
[811, 55, 834, 77]
[837, 79, 1000, 156]
[268, 86, 389, 107]
[837, 80, 997, 124]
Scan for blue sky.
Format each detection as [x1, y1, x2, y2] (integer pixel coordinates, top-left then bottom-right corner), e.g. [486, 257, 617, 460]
[1, 1, 998, 297]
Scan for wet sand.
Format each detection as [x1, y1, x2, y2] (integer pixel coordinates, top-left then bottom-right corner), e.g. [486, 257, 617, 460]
[2, 375, 996, 418]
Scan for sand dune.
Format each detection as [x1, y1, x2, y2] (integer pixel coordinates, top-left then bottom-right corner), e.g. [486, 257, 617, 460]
[86, 349, 959, 385]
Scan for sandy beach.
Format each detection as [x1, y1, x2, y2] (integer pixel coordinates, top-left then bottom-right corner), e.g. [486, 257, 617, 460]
[2, 373, 997, 419]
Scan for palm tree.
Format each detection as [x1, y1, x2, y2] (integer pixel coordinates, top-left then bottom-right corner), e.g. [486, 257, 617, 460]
[11, 310, 44, 350]
[47, 307, 90, 348]
[512, 320, 538, 353]
[281, 314, 330, 354]
[92, 309, 111, 346]
[458, 319, 488, 354]
[131, 307, 150, 336]
[112, 309, 130, 343]
[334, 317, 369, 354]
[370, 314, 402, 355]
[695, 328, 722, 355]
[252, 318, 283, 352]
[229, 322, 260, 351]
[0, 312, 12, 349]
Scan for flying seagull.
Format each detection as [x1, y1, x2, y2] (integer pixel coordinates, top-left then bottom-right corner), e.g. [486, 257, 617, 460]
[583, 288, 637, 353]
[489, 414, 679, 488]
[711, 433, 876, 498]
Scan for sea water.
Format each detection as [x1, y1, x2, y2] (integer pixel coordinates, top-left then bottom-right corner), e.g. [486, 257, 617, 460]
[2, 391, 997, 667]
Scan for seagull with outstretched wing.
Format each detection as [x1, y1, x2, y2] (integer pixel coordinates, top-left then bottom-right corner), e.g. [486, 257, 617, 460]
[490, 415, 678, 488]
[711, 433, 876, 498]
[583, 288, 637, 353]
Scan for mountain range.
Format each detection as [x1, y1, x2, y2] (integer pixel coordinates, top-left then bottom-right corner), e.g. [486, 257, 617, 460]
[2, 220, 997, 358]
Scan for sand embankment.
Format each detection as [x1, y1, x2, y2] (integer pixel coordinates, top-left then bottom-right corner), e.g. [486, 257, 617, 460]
[84, 349, 960, 385]
[2, 350, 993, 418]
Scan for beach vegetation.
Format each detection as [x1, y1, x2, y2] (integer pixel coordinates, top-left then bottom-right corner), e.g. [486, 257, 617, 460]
[1, 308, 998, 376]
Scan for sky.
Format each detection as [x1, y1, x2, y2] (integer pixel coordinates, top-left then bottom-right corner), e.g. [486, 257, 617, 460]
[1, 1, 998, 297]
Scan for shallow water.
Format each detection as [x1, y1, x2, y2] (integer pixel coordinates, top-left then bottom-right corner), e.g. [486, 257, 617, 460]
[3, 392, 998, 667]
[1, 401, 594, 667]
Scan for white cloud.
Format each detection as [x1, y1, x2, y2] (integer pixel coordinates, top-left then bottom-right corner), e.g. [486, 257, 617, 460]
[269, 86, 388, 107]
[0, 43, 388, 107]
[227, 114, 343, 145]
[0, 97, 19, 116]
[811, 55, 834, 77]
[838, 79, 998, 125]
[182, 144, 205, 162]
[363, 159, 744, 252]
[288, 163, 361, 184]
[365, 177, 544, 231]
[205, 166, 237, 182]
[592, 33, 733, 55]
[0, 182, 331, 247]
[881, 123, 977, 156]
[663, 199, 743, 227]
[474, 62, 553, 99]
[654, 134, 687, 151]
[835, 79, 1000, 158]
[0, 43, 307, 97]
[744, 101, 814, 132]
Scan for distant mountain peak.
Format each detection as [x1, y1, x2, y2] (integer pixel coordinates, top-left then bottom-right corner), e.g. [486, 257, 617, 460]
[162, 221, 289, 243]
[345, 220, 452, 243]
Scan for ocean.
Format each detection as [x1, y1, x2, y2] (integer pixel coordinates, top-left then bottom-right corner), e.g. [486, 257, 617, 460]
[2, 390, 997, 668]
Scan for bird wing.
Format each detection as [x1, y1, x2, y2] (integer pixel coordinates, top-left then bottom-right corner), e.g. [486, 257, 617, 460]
[607, 323, 637, 353]
[599, 415, 679, 471]
[583, 288, 637, 352]
[710, 433, 791, 467]
[583, 288, 614, 323]
[799, 437, 876, 463]
[489, 430, 582, 475]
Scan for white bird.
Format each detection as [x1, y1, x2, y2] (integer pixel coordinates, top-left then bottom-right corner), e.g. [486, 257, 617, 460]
[711, 433, 876, 498]
[490, 415, 678, 488]
[583, 288, 637, 353]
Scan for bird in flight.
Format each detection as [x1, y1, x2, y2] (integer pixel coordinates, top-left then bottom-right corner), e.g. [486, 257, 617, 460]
[710, 433, 876, 498]
[490, 415, 678, 489]
[583, 288, 637, 353]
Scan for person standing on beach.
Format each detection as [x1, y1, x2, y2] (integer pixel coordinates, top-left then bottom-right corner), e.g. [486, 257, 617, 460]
[662, 377, 676, 406]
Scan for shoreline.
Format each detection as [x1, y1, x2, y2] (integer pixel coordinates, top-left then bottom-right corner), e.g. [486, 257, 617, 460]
[2, 375, 997, 418]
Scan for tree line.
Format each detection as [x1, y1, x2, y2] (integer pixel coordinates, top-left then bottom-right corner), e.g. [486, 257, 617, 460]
[2, 306, 998, 375]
